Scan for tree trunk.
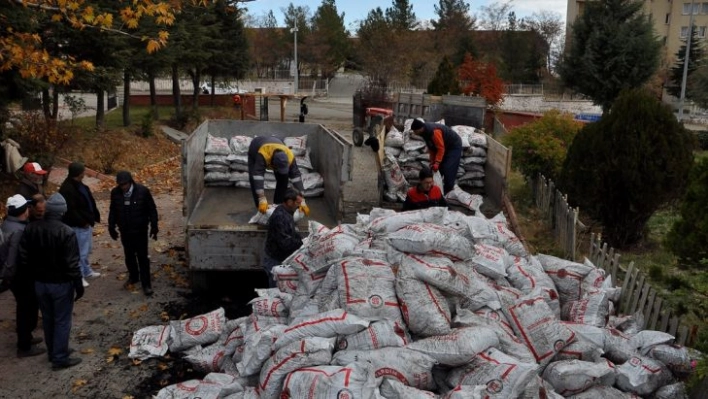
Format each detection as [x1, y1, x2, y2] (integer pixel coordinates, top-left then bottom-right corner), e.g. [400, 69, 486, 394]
[149, 72, 158, 120]
[123, 70, 131, 127]
[51, 89, 58, 120]
[42, 87, 51, 120]
[172, 64, 182, 119]
[95, 88, 105, 130]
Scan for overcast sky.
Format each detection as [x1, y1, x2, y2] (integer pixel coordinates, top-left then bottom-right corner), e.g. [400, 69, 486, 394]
[244, 0, 567, 31]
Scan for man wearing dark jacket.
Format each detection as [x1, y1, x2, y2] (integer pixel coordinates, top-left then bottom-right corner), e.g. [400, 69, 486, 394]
[263, 189, 304, 287]
[108, 171, 158, 296]
[1, 195, 45, 357]
[59, 162, 101, 286]
[410, 118, 462, 194]
[18, 193, 83, 370]
[248, 136, 310, 216]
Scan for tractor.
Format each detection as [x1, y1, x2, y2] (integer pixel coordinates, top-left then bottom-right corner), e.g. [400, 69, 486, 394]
[352, 107, 394, 151]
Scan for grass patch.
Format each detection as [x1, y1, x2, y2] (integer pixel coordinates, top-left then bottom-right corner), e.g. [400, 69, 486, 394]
[506, 170, 561, 257]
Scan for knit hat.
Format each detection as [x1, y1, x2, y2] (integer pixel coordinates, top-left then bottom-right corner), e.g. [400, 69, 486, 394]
[23, 162, 48, 175]
[410, 118, 425, 131]
[6, 194, 30, 216]
[45, 193, 67, 216]
[272, 151, 290, 175]
[116, 171, 133, 185]
[68, 162, 85, 178]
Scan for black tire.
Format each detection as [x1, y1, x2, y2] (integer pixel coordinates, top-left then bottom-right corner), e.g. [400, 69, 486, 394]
[353, 127, 364, 146]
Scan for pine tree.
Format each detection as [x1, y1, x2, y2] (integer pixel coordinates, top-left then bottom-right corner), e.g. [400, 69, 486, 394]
[559, 0, 661, 113]
[559, 89, 694, 248]
[667, 26, 705, 98]
[427, 56, 460, 95]
[666, 157, 708, 268]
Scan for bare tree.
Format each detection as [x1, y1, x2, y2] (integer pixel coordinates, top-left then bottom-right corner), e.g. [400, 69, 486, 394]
[520, 10, 564, 74]
[477, 0, 514, 31]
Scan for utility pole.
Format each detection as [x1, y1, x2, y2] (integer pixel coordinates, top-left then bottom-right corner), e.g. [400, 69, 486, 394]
[678, 0, 696, 121]
[291, 27, 298, 95]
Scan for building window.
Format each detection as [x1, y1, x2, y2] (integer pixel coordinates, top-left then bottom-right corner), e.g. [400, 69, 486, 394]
[666, 13, 671, 23]
[699, 26, 707, 37]
[681, 26, 689, 37]
[683, 2, 700, 14]
[703, 2, 708, 13]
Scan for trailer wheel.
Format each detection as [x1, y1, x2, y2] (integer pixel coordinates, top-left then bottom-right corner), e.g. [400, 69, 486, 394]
[353, 127, 364, 146]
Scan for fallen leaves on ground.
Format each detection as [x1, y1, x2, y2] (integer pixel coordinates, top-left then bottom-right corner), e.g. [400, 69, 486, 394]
[106, 346, 123, 363]
[71, 379, 88, 393]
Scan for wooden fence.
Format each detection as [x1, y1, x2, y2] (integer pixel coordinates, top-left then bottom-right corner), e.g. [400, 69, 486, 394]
[531, 174, 697, 346]
[533, 174, 586, 260]
[588, 233, 697, 346]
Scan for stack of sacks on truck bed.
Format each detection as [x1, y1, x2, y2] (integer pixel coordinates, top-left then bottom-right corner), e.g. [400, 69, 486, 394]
[382, 119, 488, 205]
[131, 207, 698, 399]
[203, 134, 324, 197]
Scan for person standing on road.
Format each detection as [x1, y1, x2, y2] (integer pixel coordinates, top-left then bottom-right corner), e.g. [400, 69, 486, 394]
[18, 193, 83, 370]
[108, 171, 159, 296]
[59, 162, 101, 287]
[28, 195, 46, 221]
[0, 195, 45, 358]
[402, 167, 448, 211]
[16, 162, 47, 200]
[410, 118, 462, 194]
[247, 136, 309, 216]
[263, 189, 304, 287]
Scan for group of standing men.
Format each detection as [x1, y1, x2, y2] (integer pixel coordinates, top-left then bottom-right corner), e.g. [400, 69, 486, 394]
[0, 161, 158, 370]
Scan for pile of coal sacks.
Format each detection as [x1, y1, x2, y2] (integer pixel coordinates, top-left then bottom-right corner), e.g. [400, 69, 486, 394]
[131, 207, 699, 399]
[382, 119, 488, 203]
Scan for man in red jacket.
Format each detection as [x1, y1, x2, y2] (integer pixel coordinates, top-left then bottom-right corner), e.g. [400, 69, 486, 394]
[402, 167, 448, 211]
[410, 118, 462, 194]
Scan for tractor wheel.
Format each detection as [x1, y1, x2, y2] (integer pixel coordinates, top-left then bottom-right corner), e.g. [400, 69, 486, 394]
[353, 127, 364, 146]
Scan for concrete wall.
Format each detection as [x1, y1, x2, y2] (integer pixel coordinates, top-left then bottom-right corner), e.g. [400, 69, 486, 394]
[500, 95, 601, 115]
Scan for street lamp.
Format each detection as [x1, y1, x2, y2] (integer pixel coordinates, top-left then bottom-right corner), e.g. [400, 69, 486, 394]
[678, 0, 696, 121]
[291, 26, 298, 95]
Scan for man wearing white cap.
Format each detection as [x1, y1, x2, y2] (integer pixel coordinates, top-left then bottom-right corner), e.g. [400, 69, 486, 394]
[17, 161, 47, 200]
[1, 194, 45, 357]
[247, 136, 310, 216]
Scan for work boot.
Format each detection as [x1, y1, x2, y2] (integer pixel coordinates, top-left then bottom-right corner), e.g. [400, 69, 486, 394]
[52, 357, 82, 370]
[143, 286, 154, 296]
[17, 346, 47, 358]
[30, 337, 43, 345]
[48, 348, 76, 362]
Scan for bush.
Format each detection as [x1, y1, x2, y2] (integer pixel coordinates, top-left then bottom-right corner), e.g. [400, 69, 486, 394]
[696, 130, 708, 150]
[139, 113, 154, 138]
[501, 110, 582, 182]
[6, 110, 71, 168]
[559, 88, 694, 248]
[665, 157, 708, 267]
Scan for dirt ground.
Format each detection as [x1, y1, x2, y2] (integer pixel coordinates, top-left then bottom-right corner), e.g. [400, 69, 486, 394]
[0, 99, 357, 399]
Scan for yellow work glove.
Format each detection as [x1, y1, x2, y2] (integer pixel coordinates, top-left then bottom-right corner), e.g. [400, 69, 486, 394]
[299, 199, 311, 217]
[258, 197, 268, 214]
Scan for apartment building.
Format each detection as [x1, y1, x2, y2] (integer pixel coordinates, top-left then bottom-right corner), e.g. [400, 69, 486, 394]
[567, 0, 708, 71]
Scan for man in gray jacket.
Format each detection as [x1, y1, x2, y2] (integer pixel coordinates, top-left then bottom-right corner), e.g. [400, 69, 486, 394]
[1, 194, 44, 357]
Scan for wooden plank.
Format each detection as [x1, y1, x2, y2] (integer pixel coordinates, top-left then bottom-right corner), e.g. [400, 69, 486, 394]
[628, 274, 646, 315]
[648, 297, 663, 331]
[660, 309, 671, 332]
[677, 325, 689, 346]
[668, 316, 680, 338]
[634, 281, 651, 317]
[619, 263, 636, 314]
[610, 253, 620, 287]
[620, 263, 637, 315]
[641, 289, 656, 330]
